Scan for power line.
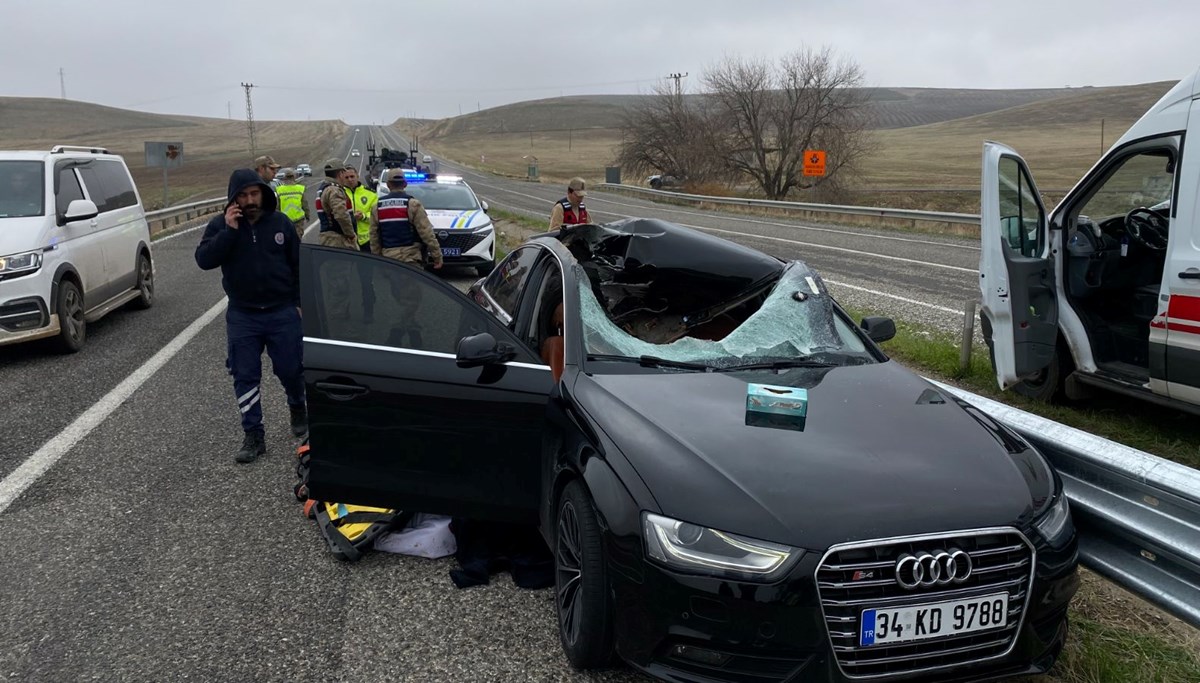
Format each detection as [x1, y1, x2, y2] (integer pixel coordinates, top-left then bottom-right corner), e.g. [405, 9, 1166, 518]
[254, 76, 663, 96]
[242, 82, 257, 156]
[666, 72, 688, 98]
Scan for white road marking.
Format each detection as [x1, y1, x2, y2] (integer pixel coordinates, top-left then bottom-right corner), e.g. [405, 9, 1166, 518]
[823, 279, 974, 316]
[0, 297, 229, 515]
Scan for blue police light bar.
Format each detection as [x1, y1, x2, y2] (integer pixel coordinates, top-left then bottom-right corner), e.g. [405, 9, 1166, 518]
[402, 171, 428, 182]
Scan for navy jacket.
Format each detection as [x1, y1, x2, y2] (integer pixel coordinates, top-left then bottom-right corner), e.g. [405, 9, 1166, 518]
[195, 169, 301, 310]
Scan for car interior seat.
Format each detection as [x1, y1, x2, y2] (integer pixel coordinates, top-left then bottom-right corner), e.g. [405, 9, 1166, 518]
[541, 302, 565, 382]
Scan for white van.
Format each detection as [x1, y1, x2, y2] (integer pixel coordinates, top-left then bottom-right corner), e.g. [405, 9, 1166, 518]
[0, 145, 154, 352]
[980, 68, 1200, 414]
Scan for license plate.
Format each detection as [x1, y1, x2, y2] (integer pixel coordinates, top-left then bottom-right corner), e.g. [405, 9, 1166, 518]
[859, 592, 1008, 647]
[441, 247, 461, 257]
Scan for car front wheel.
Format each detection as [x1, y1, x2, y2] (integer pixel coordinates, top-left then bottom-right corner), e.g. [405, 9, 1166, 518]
[54, 279, 86, 353]
[555, 481, 614, 669]
[130, 252, 154, 310]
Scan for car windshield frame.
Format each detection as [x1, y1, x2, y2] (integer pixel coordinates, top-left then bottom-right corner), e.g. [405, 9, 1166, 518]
[404, 182, 481, 211]
[0, 160, 46, 219]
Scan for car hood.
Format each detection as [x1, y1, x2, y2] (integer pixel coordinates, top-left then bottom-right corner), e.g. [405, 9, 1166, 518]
[0, 217, 49, 257]
[425, 209, 490, 231]
[576, 361, 1053, 551]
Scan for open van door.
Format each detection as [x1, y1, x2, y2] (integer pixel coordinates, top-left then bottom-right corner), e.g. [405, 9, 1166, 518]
[979, 142, 1058, 389]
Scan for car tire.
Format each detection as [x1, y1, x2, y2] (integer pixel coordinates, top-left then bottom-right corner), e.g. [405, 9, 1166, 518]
[476, 261, 495, 277]
[130, 251, 154, 310]
[555, 481, 614, 670]
[53, 279, 86, 353]
[981, 314, 1066, 402]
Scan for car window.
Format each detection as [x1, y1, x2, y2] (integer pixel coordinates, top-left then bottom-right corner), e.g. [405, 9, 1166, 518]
[1078, 149, 1175, 220]
[77, 160, 138, 213]
[482, 246, 541, 319]
[0, 160, 45, 218]
[310, 249, 495, 354]
[404, 183, 479, 210]
[55, 167, 85, 217]
[997, 156, 1044, 259]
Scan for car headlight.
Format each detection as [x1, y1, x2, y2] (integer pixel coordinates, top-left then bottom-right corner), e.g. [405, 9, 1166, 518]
[1034, 495, 1073, 548]
[0, 251, 42, 275]
[473, 221, 494, 234]
[643, 512, 801, 581]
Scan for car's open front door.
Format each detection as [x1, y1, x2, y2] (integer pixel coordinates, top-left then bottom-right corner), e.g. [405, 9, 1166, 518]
[979, 142, 1058, 389]
[300, 245, 553, 522]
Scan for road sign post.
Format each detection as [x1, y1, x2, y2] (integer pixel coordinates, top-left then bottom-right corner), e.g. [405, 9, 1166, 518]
[144, 142, 184, 208]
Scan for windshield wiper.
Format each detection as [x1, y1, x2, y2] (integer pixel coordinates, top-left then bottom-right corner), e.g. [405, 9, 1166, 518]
[716, 358, 838, 371]
[586, 354, 715, 372]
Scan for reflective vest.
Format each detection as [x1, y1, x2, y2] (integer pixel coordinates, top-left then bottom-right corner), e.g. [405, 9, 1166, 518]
[348, 184, 377, 245]
[316, 181, 353, 234]
[558, 197, 590, 225]
[276, 183, 306, 222]
[377, 192, 416, 249]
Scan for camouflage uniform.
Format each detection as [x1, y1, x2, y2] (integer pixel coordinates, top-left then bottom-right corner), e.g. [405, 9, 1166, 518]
[369, 184, 444, 347]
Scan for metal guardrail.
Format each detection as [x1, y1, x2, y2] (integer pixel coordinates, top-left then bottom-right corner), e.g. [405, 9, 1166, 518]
[145, 196, 226, 236]
[598, 183, 982, 227]
[928, 379, 1200, 629]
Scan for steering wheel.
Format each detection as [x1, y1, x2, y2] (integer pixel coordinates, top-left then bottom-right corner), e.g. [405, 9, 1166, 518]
[1124, 207, 1169, 251]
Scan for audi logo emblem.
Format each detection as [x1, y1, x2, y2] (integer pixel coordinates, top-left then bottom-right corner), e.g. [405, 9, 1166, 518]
[895, 549, 972, 589]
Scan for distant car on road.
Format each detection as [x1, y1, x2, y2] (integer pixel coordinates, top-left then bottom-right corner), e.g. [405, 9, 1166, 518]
[298, 218, 1079, 683]
[422, 154, 433, 163]
[296, 163, 312, 177]
[351, 149, 360, 157]
[0, 145, 155, 352]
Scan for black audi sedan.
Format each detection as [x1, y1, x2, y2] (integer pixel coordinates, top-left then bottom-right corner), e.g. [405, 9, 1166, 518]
[300, 218, 1079, 682]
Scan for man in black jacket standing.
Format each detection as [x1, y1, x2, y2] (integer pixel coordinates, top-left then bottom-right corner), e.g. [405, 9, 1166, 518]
[196, 168, 307, 463]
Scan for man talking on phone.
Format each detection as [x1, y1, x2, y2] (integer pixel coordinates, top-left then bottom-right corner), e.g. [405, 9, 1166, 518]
[196, 168, 307, 464]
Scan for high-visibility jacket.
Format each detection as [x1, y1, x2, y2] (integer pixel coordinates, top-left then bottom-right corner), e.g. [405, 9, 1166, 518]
[347, 184, 377, 246]
[276, 183, 307, 222]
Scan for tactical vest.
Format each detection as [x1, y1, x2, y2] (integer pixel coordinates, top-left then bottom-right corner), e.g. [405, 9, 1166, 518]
[317, 182, 353, 234]
[276, 184, 306, 222]
[558, 197, 590, 225]
[377, 192, 416, 248]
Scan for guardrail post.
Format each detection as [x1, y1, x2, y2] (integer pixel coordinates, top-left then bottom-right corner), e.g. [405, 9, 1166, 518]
[959, 301, 976, 373]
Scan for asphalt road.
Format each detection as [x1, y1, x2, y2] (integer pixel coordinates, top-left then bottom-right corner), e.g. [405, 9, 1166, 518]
[0, 125, 994, 682]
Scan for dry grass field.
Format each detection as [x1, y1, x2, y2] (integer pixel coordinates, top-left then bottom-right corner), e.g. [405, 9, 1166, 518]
[415, 81, 1178, 212]
[0, 97, 345, 209]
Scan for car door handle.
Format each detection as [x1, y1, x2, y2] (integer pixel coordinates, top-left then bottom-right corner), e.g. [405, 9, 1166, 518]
[1180, 269, 1200, 280]
[315, 381, 369, 398]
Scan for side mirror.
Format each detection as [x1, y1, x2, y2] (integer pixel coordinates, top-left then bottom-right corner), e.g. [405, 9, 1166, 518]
[861, 316, 896, 343]
[63, 199, 99, 223]
[480, 200, 489, 213]
[456, 332, 516, 368]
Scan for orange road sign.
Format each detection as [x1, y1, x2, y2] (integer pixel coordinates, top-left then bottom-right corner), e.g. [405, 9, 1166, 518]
[803, 150, 826, 177]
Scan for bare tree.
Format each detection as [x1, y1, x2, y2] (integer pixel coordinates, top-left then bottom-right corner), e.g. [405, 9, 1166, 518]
[704, 47, 872, 200]
[615, 81, 723, 185]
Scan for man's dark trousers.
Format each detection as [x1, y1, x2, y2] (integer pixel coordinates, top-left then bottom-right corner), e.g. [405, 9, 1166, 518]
[226, 304, 305, 433]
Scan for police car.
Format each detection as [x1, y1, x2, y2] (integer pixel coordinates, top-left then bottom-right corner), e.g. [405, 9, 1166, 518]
[377, 171, 495, 276]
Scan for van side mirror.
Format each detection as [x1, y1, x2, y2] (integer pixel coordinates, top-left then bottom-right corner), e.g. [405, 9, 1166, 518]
[456, 332, 516, 367]
[63, 199, 99, 224]
[861, 316, 896, 343]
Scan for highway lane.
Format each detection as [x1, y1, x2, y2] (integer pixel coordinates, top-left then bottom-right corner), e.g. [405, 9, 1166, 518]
[376, 123, 984, 332]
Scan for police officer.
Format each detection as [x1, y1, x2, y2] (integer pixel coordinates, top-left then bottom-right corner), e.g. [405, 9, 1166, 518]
[316, 159, 360, 319]
[370, 168, 443, 346]
[254, 155, 281, 186]
[275, 168, 310, 237]
[195, 168, 306, 463]
[548, 177, 591, 230]
[344, 168, 379, 321]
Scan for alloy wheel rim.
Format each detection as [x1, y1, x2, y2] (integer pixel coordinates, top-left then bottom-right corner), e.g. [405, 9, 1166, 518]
[64, 288, 83, 340]
[556, 500, 583, 647]
[140, 258, 153, 301]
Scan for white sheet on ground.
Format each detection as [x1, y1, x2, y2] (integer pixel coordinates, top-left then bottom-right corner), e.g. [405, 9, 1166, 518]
[373, 513, 457, 559]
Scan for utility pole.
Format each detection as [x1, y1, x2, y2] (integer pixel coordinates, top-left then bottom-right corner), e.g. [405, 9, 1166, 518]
[1100, 118, 1105, 155]
[227, 101, 232, 119]
[667, 72, 688, 98]
[241, 82, 257, 156]
[59, 68, 66, 100]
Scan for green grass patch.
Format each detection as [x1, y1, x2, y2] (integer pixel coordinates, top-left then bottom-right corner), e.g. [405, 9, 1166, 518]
[1039, 614, 1200, 683]
[840, 303, 1200, 470]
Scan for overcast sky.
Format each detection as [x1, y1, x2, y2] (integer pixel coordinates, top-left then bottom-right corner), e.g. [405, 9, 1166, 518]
[2, 1, 1194, 124]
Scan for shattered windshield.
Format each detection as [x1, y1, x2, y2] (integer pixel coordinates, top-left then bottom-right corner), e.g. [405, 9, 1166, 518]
[576, 260, 874, 369]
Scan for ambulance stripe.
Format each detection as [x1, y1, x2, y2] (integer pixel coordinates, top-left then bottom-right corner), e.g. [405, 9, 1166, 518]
[1167, 294, 1200, 323]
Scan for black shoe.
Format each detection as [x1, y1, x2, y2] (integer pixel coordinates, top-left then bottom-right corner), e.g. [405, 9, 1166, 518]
[235, 431, 266, 463]
[289, 404, 308, 438]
